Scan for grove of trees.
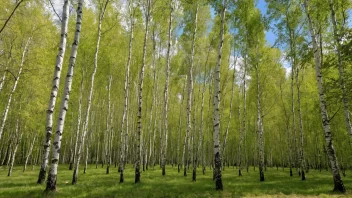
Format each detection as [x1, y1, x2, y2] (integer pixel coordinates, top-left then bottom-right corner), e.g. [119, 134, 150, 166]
[0, 0, 351, 193]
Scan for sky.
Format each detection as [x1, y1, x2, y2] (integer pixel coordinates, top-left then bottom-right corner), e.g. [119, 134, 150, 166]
[257, 0, 277, 46]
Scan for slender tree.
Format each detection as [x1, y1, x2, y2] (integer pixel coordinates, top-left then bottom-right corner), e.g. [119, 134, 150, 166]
[161, 0, 173, 176]
[135, 0, 151, 183]
[303, 0, 345, 192]
[45, 0, 83, 191]
[37, 0, 69, 184]
[0, 38, 30, 142]
[72, 0, 109, 184]
[213, 0, 227, 190]
[328, 0, 352, 143]
[119, 0, 135, 183]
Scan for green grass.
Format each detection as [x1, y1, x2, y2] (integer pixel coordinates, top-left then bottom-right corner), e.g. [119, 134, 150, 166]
[0, 164, 351, 197]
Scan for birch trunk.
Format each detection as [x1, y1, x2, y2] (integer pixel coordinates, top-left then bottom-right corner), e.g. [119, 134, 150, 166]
[71, 72, 84, 172]
[37, 0, 69, 184]
[150, 39, 159, 171]
[303, 0, 345, 192]
[0, 70, 6, 93]
[135, 0, 150, 183]
[120, 1, 134, 182]
[280, 79, 293, 176]
[199, 39, 213, 176]
[222, 53, 236, 167]
[177, 77, 186, 172]
[296, 67, 305, 180]
[72, 0, 108, 184]
[213, 0, 227, 190]
[328, 0, 352, 142]
[8, 119, 21, 177]
[0, 38, 30, 142]
[161, 0, 173, 176]
[239, 60, 246, 177]
[255, 62, 264, 182]
[106, 76, 112, 174]
[290, 53, 298, 168]
[24, 135, 36, 172]
[45, 0, 83, 191]
[184, 4, 198, 178]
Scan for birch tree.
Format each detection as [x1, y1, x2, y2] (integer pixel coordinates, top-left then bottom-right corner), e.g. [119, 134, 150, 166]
[37, 0, 69, 184]
[135, 0, 151, 183]
[303, 0, 346, 192]
[161, 0, 173, 176]
[328, 0, 352, 144]
[0, 38, 30, 142]
[72, 0, 109, 184]
[213, 0, 227, 190]
[7, 119, 21, 177]
[45, 0, 83, 191]
[119, 0, 135, 183]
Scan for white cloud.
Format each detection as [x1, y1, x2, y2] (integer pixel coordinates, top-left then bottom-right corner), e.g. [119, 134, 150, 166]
[280, 53, 291, 78]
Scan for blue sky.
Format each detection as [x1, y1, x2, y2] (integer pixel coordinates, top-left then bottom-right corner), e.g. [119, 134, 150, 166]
[208, 0, 277, 46]
[257, 0, 277, 46]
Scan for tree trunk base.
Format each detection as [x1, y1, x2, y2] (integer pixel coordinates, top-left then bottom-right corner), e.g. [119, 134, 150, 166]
[184, 167, 187, 177]
[215, 178, 223, 190]
[192, 168, 196, 182]
[106, 166, 110, 174]
[260, 172, 265, 181]
[162, 166, 165, 176]
[135, 169, 140, 183]
[45, 173, 57, 191]
[72, 169, 78, 185]
[120, 171, 124, 183]
[333, 174, 346, 193]
[37, 168, 46, 184]
[301, 170, 306, 180]
[69, 162, 73, 170]
[239, 169, 242, 176]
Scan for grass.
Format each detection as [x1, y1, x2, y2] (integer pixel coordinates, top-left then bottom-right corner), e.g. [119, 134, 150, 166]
[0, 164, 351, 197]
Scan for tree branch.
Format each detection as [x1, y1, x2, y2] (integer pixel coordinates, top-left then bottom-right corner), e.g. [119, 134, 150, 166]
[0, 0, 24, 35]
[48, 0, 62, 22]
[328, 105, 342, 122]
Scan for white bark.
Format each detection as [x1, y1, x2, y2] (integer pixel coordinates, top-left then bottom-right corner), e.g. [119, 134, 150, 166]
[72, 72, 84, 172]
[135, 0, 150, 183]
[296, 67, 305, 180]
[24, 135, 36, 172]
[213, 0, 227, 190]
[120, 1, 134, 182]
[38, 0, 69, 184]
[161, 0, 173, 176]
[8, 119, 21, 177]
[148, 27, 158, 169]
[222, 53, 236, 161]
[45, 0, 83, 191]
[106, 76, 112, 174]
[177, 77, 186, 171]
[303, 0, 345, 192]
[0, 70, 6, 93]
[0, 38, 30, 142]
[184, 4, 198, 178]
[238, 60, 246, 176]
[255, 61, 265, 182]
[72, 0, 109, 184]
[328, 0, 352, 142]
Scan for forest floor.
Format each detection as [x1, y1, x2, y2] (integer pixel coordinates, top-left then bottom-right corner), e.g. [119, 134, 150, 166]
[0, 164, 351, 198]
